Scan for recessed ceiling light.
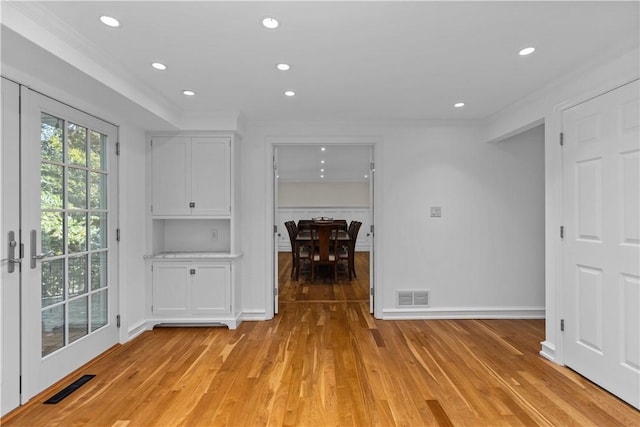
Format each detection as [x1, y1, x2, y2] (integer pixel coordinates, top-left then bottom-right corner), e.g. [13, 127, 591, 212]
[320, 160, 325, 164]
[262, 17, 279, 29]
[182, 90, 196, 96]
[519, 47, 536, 56]
[100, 16, 120, 27]
[321, 147, 326, 151]
[320, 175, 324, 178]
[320, 168, 325, 172]
[364, 174, 368, 178]
[276, 63, 291, 71]
[284, 90, 295, 97]
[152, 62, 167, 70]
[454, 102, 465, 108]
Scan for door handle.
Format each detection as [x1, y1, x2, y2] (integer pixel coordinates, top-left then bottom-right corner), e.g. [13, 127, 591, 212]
[32, 251, 53, 261]
[30, 230, 55, 268]
[3, 231, 20, 273]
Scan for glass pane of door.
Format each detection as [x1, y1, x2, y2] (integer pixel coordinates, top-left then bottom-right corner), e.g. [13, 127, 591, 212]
[39, 113, 110, 357]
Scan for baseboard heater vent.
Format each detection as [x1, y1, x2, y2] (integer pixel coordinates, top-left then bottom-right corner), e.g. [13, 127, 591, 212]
[154, 322, 227, 328]
[44, 374, 95, 404]
[397, 290, 430, 307]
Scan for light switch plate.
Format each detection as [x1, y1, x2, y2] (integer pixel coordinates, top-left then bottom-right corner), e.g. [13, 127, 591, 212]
[430, 206, 442, 218]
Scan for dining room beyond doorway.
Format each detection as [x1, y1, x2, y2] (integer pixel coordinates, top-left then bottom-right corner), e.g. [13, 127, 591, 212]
[274, 144, 374, 311]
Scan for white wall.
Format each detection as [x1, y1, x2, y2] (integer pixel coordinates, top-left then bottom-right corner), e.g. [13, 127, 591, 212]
[118, 122, 148, 338]
[380, 124, 544, 315]
[278, 182, 369, 207]
[240, 122, 545, 319]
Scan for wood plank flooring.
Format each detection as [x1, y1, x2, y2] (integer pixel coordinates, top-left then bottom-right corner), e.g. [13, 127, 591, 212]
[279, 252, 371, 302]
[3, 253, 638, 426]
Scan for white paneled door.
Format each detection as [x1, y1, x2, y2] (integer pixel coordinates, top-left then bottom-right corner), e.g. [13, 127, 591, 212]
[562, 79, 639, 409]
[20, 89, 120, 402]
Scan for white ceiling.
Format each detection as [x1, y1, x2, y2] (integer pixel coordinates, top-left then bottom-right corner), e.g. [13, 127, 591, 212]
[1, 1, 637, 183]
[2, 1, 638, 128]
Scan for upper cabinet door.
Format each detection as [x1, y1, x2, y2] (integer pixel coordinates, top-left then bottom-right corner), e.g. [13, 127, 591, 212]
[152, 136, 191, 216]
[151, 136, 231, 217]
[191, 137, 230, 216]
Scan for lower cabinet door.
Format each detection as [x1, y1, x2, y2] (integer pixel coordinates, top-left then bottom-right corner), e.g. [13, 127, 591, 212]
[152, 263, 190, 315]
[191, 264, 231, 315]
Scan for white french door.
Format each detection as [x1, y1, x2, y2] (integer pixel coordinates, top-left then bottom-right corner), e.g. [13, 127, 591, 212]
[562, 79, 639, 409]
[20, 89, 119, 401]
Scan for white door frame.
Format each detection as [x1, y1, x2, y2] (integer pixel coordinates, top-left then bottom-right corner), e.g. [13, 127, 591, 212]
[265, 136, 382, 320]
[1, 77, 22, 416]
[542, 78, 640, 367]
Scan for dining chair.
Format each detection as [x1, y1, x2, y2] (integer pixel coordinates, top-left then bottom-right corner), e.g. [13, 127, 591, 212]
[284, 221, 298, 278]
[341, 220, 362, 279]
[309, 222, 341, 282]
[297, 219, 313, 231]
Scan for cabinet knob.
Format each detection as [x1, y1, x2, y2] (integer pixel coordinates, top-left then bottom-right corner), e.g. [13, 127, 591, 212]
[189, 202, 196, 208]
[190, 269, 196, 275]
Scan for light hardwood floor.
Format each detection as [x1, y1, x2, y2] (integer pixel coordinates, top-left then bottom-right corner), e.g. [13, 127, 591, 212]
[3, 253, 638, 426]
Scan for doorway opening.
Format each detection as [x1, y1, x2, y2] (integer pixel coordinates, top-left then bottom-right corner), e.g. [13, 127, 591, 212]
[271, 143, 375, 316]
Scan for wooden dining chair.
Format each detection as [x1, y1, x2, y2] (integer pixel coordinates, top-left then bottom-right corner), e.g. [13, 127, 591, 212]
[340, 220, 362, 280]
[309, 222, 341, 282]
[284, 221, 298, 278]
[297, 219, 313, 231]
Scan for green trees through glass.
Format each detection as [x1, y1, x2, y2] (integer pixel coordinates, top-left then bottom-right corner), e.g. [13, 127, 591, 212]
[40, 112, 109, 355]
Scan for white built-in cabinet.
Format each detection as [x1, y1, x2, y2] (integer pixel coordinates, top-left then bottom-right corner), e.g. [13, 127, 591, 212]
[152, 136, 230, 217]
[152, 262, 230, 315]
[145, 132, 241, 329]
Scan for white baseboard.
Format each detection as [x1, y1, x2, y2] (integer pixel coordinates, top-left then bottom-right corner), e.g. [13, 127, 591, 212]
[127, 320, 150, 341]
[241, 310, 269, 321]
[539, 340, 557, 362]
[381, 306, 545, 320]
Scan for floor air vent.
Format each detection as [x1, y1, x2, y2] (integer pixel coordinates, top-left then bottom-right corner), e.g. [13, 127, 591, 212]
[397, 290, 430, 307]
[44, 374, 95, 404]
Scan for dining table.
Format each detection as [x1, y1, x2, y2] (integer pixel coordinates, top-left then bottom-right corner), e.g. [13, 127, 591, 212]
[297, 218, 348, 231]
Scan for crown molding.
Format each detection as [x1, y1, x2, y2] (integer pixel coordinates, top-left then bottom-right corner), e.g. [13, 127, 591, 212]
[2, 1, 182, 127]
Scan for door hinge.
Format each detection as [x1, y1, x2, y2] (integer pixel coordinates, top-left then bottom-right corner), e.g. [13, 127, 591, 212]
[560, 319, 565, 331]
[116, 228, 121, 242]
[370, 224, 374, 234]
[274, 287, 278, 296]
[559, 132, 564, 146]
[116, 314, 121, 328]
[370, 160, 375, 171]
[560, 226, 564, 239]
[274, 225, 278, 233]
[370, 287, 374, 296]
[19, 375, 22, 393]
[116, 142, 120, 155]
[273, 161, 278, 171]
